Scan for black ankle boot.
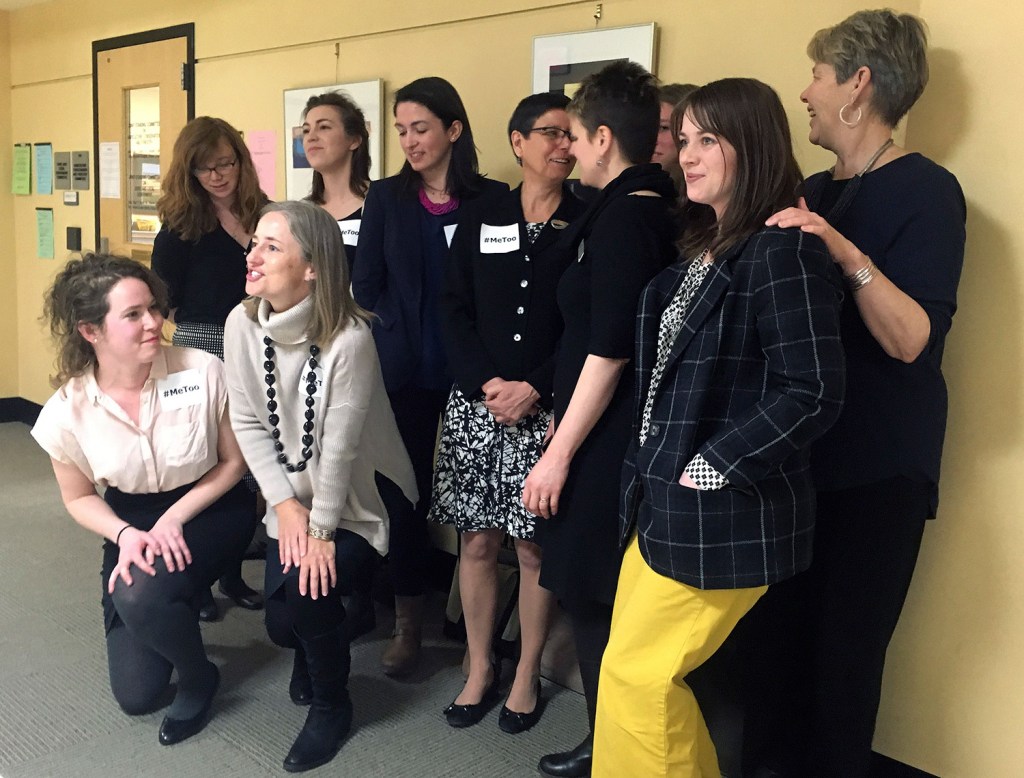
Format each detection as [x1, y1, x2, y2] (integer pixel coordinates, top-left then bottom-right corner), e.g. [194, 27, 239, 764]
[538, 733, 593, 777]
[283, 694, 353, 773]
[283, 627, 352, 772]
[289, 648, 312, 706]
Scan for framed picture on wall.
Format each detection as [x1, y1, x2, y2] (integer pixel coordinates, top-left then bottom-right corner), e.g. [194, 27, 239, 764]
[532, 23, 658, 96]
[283, 79, 383, 200]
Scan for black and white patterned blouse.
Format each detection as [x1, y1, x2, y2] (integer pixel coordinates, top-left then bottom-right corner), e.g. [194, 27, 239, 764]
[639, 252, 727, 490]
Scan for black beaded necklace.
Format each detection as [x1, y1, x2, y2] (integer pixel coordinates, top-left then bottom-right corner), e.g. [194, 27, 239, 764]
[263, 335, 320, 473]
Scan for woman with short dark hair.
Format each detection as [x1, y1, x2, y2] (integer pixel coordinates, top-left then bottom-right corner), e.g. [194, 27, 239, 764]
[352, 77, 507, 677]
[521, 60, 677, 777]
[32, 254, 252, 745]
[592, 77, 845, 778]
[759, 10, 966, 775]
[431, 91, 584, 733]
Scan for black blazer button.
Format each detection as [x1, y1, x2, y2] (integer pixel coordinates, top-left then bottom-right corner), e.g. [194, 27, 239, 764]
[649, 424, 660, 437]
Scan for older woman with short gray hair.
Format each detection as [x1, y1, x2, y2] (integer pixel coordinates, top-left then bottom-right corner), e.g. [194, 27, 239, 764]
[760, 9, 967, 776]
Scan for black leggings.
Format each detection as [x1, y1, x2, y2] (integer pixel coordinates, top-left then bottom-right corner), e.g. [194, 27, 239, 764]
[567, 599, 614, 733]
[103, 483, 251, 715]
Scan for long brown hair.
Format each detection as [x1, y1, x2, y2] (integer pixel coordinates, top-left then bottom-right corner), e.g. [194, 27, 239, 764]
[157, 117, 268, 241]
[302, 92, 371, 201]
[676, 79, 803, 260]
[43, 254, 169, 387]
[242, 202, 370, 345]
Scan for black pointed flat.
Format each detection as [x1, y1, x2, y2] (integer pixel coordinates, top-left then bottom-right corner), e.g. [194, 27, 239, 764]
[443, 658, 502, 728]
[498, 679, 543, 734]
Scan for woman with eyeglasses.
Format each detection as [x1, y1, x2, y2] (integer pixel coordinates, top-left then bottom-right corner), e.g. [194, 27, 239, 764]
[521, 61, 678, 777]
[430, 92, 584, 732]
[352, 77, 507, 678]
[153, 116, 270, 620]
[301, 92, 370, 275]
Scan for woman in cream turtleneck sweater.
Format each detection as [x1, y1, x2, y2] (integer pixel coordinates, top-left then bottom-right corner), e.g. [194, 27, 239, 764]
[224, 201, 416, 773]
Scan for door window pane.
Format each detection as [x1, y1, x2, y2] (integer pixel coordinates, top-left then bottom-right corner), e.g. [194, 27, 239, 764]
[127, 86, 161, 245]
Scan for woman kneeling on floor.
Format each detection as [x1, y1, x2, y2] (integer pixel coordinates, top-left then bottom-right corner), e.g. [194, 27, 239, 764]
[224, 200, 417, 773]
[32, 254, 253, 745]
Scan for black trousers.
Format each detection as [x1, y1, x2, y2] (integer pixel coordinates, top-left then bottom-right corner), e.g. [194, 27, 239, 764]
[567, 599, 614, 734]
[264, 530, 377, 648]
[381, 384, 447, 596]
[742, 476, 931, 778]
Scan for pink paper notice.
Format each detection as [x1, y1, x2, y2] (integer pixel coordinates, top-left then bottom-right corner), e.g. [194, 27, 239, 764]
[246, 130, 277, 199]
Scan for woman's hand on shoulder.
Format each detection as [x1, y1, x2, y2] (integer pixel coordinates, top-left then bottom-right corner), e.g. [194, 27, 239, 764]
[766, 197, 862, 272]
[275, 498, 310, 573]
[107, 527, 159, 594]
[148, 513, 193, 573]
[297, 537, 338, 599]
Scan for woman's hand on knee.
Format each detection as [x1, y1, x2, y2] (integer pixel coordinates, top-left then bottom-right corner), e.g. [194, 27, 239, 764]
[107, 527, 158, 594]
[297, 538, 337, 600]
[149, 514, 192, 573]
[275, 498, 310, 573]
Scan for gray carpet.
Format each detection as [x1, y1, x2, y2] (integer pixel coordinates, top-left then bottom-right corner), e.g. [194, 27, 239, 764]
[0, 422, 587, 777]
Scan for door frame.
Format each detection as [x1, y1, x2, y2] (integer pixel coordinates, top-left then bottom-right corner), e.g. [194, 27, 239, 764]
[91, 23, 196, 249]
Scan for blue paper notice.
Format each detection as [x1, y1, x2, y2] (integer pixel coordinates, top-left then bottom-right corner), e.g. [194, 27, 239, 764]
[35, 143, 53, 195]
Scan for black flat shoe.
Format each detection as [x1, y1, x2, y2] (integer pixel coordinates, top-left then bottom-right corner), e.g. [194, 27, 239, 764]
[443, 659, 502, 728]
[196, 588, 219, 622]
[498, 679, 543, 734]
[158, 665, 219, 746]
[218, 577, 264, 610]
[537, 733, 593, 777]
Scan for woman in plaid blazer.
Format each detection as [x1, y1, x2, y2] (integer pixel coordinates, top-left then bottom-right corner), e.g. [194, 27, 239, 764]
[592, 79, 846, 777]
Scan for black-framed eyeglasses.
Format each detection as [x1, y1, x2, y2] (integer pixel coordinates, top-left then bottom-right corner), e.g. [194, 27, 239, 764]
[192, 159, 237, 178]
[526, 126, 574, 141]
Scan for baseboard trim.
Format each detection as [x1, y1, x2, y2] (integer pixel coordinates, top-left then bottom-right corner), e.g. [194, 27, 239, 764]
[872, 752, 939, 777]
[0, 397, 43, 426]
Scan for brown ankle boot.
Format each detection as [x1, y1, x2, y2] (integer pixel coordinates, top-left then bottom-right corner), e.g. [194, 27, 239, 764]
[380, 595, 426, 677]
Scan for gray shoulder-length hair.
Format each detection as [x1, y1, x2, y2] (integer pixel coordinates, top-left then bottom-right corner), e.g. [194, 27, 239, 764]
[243, 200, 370, 344]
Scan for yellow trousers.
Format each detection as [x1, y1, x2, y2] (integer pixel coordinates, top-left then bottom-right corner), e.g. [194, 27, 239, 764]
[593, 536, 766, 778]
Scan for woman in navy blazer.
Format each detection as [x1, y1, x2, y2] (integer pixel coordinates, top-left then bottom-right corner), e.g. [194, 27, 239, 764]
[592, 79, 846, 777]
[352, 76, 506, 677]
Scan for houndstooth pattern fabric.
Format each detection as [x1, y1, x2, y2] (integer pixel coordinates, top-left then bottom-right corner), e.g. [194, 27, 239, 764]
[639, 255, 712, 446]
[683, 452, 727, 490]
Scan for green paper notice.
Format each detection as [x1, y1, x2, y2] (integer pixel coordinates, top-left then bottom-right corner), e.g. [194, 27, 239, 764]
[36, 208, 54, 259]
[12, 144, 31, 195]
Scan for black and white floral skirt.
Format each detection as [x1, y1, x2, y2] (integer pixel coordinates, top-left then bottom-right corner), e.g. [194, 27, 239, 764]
[429, 386, 551, 540]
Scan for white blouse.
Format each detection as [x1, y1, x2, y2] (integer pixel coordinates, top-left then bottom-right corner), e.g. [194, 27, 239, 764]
[31, 347, 226, 493]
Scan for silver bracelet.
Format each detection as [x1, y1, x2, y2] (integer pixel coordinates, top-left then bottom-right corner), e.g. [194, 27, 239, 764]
[846, 258, 876, 292]
[306, 526, 336, 541]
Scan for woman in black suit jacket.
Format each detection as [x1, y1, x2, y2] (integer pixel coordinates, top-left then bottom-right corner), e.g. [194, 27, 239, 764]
[591, 79, 846, 777]
[352, 76, 506, 678]
[431, 92, 584, 733]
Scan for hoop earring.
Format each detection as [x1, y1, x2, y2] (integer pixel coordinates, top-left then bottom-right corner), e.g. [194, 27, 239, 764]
[839, 103, 863, 128]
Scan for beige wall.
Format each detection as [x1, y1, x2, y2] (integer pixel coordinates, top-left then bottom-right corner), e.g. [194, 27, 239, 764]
[873, 2, 1024, 775]
[5, 1, 1021, 774]
[0, 10, 16, 398]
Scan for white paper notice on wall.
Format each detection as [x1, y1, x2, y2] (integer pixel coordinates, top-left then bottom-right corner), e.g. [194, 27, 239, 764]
[99, 142, 120, 199]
